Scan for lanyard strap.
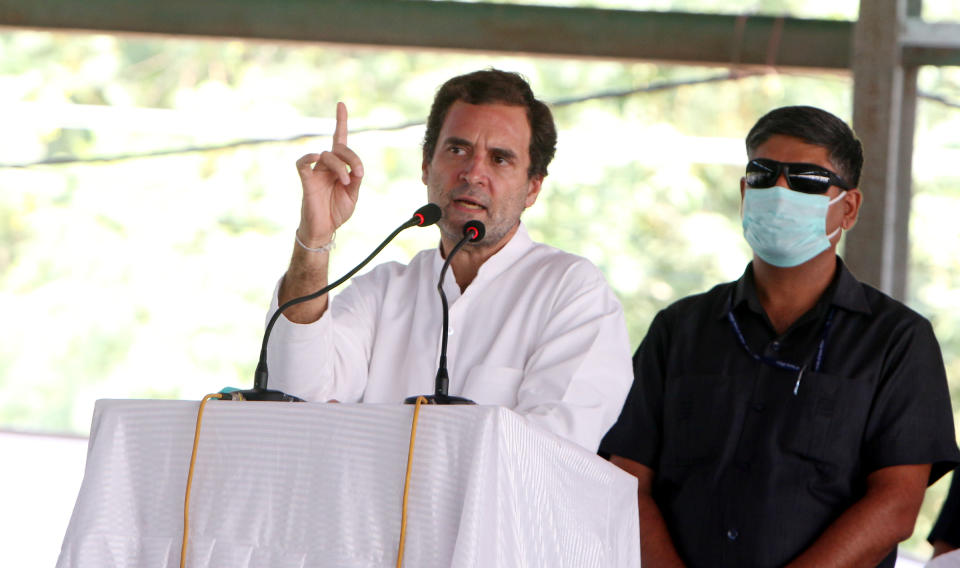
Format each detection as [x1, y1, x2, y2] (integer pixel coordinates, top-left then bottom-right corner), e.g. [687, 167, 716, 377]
[727, 295, 836, 377]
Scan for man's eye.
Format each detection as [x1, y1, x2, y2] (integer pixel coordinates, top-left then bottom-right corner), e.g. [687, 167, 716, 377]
[449, 146, 465, 155]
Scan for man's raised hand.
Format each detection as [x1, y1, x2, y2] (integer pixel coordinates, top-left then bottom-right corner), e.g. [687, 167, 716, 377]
[295, 102, 364, 247]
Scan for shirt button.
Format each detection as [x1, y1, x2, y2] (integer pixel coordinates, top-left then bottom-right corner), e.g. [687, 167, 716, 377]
[726, 528, 739, 541]
[770, 341, 781, 351]
[448, 327, 454, 336]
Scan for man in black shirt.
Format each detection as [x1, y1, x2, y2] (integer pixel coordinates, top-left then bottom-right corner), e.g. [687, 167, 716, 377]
[601, 106, 959, 567]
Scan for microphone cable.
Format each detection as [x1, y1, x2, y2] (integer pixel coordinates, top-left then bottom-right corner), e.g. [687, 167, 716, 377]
[180, 392, 224, 568]
[396, 395, 428, 568]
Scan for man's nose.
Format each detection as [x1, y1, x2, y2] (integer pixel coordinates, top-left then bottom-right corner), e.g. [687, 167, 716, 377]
[774, 166, 791, 189]
[460, 154, 489, 185]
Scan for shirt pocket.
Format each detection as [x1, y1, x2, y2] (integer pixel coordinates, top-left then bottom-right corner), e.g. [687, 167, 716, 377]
[461, 365, 523, 407]
[780, 371, 871, 469]
[662, 374, 738, 466]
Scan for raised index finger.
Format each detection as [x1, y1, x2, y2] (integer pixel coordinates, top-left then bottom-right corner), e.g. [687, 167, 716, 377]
[333, 102, 348, 148]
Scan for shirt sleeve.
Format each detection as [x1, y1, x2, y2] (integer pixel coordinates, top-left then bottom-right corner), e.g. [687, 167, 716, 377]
[511, 261, 635, 453]
[861, 315, 960, 484]
[599, 308, 672, 466]
[265, 274, 379, 403]
[930, 471, 960, 546]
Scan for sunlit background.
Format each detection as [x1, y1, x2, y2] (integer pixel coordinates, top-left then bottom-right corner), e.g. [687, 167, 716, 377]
[2, 0, 959, 565]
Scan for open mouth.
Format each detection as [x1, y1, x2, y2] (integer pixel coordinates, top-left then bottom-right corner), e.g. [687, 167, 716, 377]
[453, 198, 486, 211]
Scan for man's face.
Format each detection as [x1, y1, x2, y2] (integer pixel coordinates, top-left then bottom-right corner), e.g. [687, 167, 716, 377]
[744, 133, 857, 245]
[422, 101, 543, 249]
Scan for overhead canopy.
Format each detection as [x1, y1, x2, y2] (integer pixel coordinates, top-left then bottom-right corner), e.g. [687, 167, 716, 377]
[1, 0, 958, 68]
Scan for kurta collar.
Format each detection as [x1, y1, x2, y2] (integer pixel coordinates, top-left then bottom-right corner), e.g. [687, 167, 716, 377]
[431, 222, 535, 299]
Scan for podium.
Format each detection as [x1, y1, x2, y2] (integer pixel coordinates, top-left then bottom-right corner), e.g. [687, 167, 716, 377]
[57, 400, 640, 567]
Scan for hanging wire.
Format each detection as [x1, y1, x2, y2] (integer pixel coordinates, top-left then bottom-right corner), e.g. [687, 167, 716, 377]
[1, 71, 767, 169]
[2, 70, 957, 170]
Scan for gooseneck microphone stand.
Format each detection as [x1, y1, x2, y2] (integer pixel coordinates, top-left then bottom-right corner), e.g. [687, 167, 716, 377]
[405, 220, 485, 405]
[223, 203, 443, 402]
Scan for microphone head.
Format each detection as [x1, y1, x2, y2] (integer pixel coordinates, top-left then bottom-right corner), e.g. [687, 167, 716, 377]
[413, 203, 442, 227]
[463, 220, 485, 242]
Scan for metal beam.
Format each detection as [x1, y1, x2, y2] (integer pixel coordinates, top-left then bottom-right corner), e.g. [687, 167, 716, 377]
[901, 19, 960, 49]
[5, 1, 960, 68]
[902, 18, 960, 66]
[0, 0, 858, 70]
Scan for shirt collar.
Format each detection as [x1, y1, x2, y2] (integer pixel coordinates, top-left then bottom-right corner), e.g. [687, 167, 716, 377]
[727, 263, 758, 316]
[830, 257, 872, 315]
[721, 256, 872, 320]
[431, 221, 535, 291]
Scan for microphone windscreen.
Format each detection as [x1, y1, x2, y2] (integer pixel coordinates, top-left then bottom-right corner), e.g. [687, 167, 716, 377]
[463, 220, 485, 242]
[413, 203, 442, 227]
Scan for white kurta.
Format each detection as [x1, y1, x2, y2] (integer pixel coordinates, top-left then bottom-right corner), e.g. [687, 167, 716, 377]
[267, 223, 632, 451]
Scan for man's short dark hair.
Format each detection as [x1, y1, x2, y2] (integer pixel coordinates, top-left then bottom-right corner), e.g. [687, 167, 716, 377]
[746, 105, 864, 188]
[422, 69, 557, 179]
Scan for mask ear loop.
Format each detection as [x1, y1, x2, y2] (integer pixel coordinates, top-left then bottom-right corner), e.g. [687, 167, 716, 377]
[828, 190, 847, 206]
[825, 190, 848, 240]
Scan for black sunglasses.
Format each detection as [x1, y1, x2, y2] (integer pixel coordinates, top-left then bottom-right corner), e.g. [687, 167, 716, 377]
[745, 158, 852, 194]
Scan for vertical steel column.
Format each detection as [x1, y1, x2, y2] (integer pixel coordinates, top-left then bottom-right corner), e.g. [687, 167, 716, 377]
[848, 0, 919, 300]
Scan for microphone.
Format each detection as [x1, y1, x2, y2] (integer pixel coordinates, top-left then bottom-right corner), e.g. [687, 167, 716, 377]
[405, 220, 485, 405]
[225, 203, 442, 402]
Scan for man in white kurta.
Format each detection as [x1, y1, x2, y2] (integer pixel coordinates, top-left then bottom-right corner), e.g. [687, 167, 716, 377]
[269, 69, 631, 452]
[269, 223, 631, 451]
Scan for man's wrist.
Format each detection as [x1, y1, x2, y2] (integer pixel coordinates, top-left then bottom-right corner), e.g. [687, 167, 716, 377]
[295, 230, 336, 253]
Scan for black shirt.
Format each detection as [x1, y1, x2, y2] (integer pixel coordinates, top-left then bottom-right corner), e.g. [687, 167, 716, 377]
[601, 258, 959, 568]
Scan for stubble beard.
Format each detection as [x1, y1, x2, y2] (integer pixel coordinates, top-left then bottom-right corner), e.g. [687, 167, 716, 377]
[428, 181, 525, 250]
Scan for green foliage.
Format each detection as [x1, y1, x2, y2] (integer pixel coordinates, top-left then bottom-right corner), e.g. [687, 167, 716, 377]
[1, 21, 959, 558]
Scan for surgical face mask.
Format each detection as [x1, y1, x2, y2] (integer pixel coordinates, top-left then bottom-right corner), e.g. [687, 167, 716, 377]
[742, 186, 846, 268]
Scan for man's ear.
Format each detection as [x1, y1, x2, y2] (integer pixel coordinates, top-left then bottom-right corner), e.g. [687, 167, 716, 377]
[524, 175, 544, 208]
[841, 188, 863, 230]
[739, 177, 747, 216]
[421, 156, 430, 185]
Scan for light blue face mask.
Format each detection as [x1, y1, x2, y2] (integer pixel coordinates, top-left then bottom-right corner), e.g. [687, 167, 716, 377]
[742, 186, 846, 268]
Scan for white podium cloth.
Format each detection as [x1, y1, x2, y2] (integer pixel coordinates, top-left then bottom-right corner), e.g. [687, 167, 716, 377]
[57, 399, 639, 568]
[928, 550, 960, 567]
